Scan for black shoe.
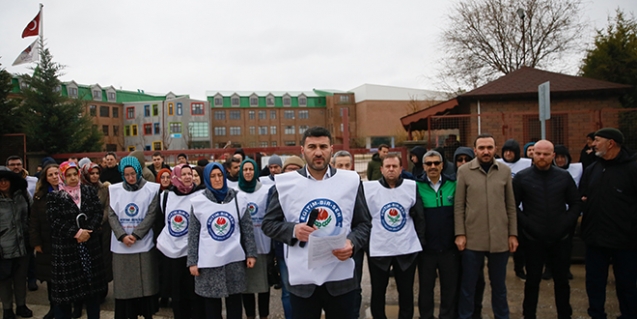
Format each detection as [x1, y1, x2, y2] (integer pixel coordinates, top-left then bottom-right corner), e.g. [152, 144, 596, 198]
[3, 309, 16, 319]
[27, 280, 38, 292]
[568, 271, 573, 280]
[71, 304, 82, 319]
[515, 269, 527, 281]
[43, 308, 54, 319]
[273, 283, 281, 289]
[15, 306, 32, 318]
[542, 268, 553, 280]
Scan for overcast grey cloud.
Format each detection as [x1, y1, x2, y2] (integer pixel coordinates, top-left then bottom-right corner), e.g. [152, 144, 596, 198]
[1, 0, 635, 99]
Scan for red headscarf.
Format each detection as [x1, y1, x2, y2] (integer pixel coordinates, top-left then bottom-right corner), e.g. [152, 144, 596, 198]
[156, 168, 172, 191]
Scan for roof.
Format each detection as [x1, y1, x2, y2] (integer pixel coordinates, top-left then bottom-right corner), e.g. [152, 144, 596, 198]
[461, 67, 632, 99]
[400, 99, 459, 130]
[349, 83, 448, 103]
[205, 90, 321, 97]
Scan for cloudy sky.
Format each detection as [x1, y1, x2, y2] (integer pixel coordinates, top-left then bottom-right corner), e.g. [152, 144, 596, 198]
[1, 0, 634, 100]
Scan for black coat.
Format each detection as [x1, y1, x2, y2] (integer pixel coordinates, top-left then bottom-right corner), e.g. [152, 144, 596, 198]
[30, 191, 53, 282]
[579, 148, 637, 250]
[47, 185, 108, 303]
[513, 166, 582, 243]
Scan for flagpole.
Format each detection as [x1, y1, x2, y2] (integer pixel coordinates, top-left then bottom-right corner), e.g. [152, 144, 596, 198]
[39, 4, 43, 42]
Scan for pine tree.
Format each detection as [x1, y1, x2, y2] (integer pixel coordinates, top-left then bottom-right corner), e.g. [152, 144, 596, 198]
[19, 41, 103, 154]
[0, 63, 25, 136]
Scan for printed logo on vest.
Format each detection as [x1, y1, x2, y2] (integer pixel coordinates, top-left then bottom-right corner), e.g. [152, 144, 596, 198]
[206, 211, 235, 241]
[247, 202, 258, 217]
[380, 202, 407, 232]
[125, 203, 139, 217]
[299, 198, 343, 236]
[167, 210, 189, 237]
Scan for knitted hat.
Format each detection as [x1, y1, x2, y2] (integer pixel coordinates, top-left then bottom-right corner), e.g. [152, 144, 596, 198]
[595, 128, 624, 145]
[268, 154, 283, 167]
[283, 156, 305, 171]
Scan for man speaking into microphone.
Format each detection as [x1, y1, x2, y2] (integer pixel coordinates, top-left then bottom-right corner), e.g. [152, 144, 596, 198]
[262, 126, 371, 319]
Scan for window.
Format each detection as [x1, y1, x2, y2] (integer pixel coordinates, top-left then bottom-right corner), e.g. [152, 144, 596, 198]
[188, 122, 209, 138]
[271, 141, 277, 147]
[230, 110, 241, 120]
[99, 106, 109, 117]
[108, 92, 116, 101]
[299, 110, 309, 119]
[214, 97, 223, 106]
[299, 125, 309, 134]
[249, 142, 256, 147]
[229, 126, 241, 135]
[168, 103, 174, 116]
[284, 140, 296, 146]
[248, 111, 255, 120]
[144, 105, 150, 117]
[260, 142, 268, 147]
[250, 97, 258, 106]
[249, 126, 255, 135]
[102, 125, 109, 136]
[113, 125, 119, 136]
[176, 103, 183, 115]
[270, 110, 276, 119]
[93, 90, 101, 100]
[270, 126, 277, 135]
[266, 97, 274, 106]
[126, 107, 135, 119]
[259, 110, 266, 120]
[259, 126, 268, 135]
[131, 124, 138, 136]
[191, 103, 204, 115]
[128, 146, 136, 152]
[89, 105, 97, 116]
[339, 95, 350, 103]
[112, 107, 119, 118]
[284, 110, 295, 119]
[154, 123, 160, 135]
[283, 97, 291, 106]
[215, 111, 226, 120]
[299, 97, 307, 106]
[124, 125, 130, 136]
[231, 97, 240, 106]
[285, 126, 295, 134]
[68, 87, 78, 97]
[214, 127, 226, 136]
[153, 141, 162, 150]
[144, 123, 152, 135]
[169, 122, 182, 133]
[152, 104, 159, 116]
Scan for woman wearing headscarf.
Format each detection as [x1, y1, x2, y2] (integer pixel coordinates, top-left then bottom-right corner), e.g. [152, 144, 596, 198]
[0, 166, 32, 319]
[46, 161, 107, 319]
[29, 164, 60, 319]
[192, 166, 204, 187]
[187, 163, 257, 319]
[108, 156, 160, 319]
[156, 168, 172, 192]
[236, 159, 272, 319]
[154, 166, 173, 307]
[156, 164, 205, 319]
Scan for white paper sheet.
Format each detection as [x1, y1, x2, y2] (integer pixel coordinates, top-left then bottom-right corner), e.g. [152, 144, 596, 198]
[307, 231, 347, 269]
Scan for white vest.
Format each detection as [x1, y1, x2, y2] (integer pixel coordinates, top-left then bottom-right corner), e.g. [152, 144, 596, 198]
[190, 193, 245, 268]
[226, 180, 239, 190]
[26, 176, 37, 197]
[274, 169, 358, 286]
[259, 176, 275, 187]
[237, 185, 272, 254]
[109, 182, 160, 254]
[497, 157, 532, 177]
[567, 163, 583, 187]
[363, 180, 422, 257]
[156, 189, 203, 258]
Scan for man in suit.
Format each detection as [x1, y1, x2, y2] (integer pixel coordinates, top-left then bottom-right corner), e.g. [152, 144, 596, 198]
[262, 126, 372, 319]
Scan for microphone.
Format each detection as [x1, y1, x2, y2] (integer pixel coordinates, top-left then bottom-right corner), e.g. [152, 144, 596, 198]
[299, 208, 319, 248]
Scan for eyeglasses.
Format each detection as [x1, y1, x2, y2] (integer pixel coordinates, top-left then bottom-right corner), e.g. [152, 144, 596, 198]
[160, 176, 171, 180]
[124, 173, 137, 178]
[424, 161, 442, 166]
[456, 157, 471, 162]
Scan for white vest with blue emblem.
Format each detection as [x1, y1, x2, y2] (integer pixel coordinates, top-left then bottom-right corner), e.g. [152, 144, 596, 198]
[190, 193, 245, 268]
[237, 185, 272, 254]
[109, 181, 160, 254]
[274, 169, 358, 286]
[363, 179, 422, 257]
[226, 180, 239, 190]
[156, 189, 203, 258]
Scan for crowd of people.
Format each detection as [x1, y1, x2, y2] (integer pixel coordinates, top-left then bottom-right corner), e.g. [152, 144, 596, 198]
[0, 126, 635, 319]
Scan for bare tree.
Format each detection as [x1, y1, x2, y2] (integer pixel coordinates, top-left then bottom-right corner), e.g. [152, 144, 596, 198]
[438, 0, 587, 90]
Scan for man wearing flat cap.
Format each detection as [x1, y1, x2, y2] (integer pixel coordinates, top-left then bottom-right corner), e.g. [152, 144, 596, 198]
[579, 127, 637, 319]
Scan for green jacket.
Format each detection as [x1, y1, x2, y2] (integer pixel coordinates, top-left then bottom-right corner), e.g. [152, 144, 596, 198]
[367, 153, 383, 181]
[417, 175, 456, 252]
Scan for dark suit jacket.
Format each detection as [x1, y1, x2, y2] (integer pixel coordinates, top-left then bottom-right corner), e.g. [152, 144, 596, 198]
[262, 166, 372, 298]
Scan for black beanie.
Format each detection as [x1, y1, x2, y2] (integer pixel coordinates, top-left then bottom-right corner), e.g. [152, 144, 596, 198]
[595, 128, 624, 145]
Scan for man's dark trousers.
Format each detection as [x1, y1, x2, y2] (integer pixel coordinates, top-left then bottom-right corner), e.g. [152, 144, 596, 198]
[418, 249, 460, 319]
[585, 246, 637, 319]
[368, 257, 417, 319]
[290, 285, 358, 319]
[523, 237, 572, 319]
[458, 250, 510, 319]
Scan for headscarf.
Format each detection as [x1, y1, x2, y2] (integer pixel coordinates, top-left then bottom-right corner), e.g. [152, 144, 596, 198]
[59, 161, 81, 207]
[238, 158, 258, 193]
[156, 168, 172, 191]
[193, 166, 204, 186]
[119, 156, 143, 190]
[80, 162, 101, 187]
[171, 164, 194, 194]
[203, 162, 228, 202]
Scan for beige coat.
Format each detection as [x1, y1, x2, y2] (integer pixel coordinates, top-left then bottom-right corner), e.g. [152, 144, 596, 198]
[454, 159, 517, 253]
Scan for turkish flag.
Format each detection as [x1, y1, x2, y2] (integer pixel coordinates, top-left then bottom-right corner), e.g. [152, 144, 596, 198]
[22, 11, 40, 38]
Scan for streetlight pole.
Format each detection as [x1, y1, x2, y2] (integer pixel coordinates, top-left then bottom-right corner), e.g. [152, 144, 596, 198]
[517, 8, 526, 67]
